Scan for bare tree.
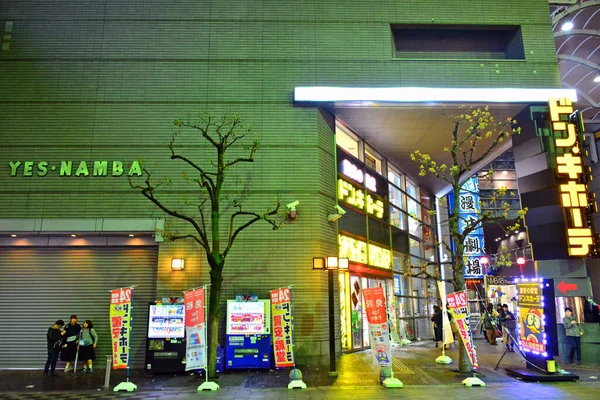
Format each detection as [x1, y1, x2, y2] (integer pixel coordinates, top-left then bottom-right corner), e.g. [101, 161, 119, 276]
[130, 113, 282, 377]
[404, 106, 526, 373]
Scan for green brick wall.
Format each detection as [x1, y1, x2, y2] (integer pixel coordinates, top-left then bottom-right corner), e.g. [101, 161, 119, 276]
[0, 0, 560, 358]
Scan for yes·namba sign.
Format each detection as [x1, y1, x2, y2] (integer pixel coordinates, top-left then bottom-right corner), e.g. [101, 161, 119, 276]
[8, 160, 142, 177]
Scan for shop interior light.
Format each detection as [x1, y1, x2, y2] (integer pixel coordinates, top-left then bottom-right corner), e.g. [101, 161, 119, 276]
[10, 234, 16, 238]
[171, 258, 185, 271]
[312, 257, 326, 270]
[129, 234, 134, 237]
[71, 234, 77, 238]
[293, 87, 578, 103]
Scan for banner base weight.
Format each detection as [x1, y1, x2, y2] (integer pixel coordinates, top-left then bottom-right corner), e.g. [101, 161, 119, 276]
[198, 382, 220, 391]
[462, 377, 485, 387]
[288, 379, 307, 389]
[113, 381, 137, 392]
[436, 355, 453, 364]
[382, 377, 403, 388]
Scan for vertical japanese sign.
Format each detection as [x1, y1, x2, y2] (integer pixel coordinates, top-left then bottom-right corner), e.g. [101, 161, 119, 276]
[110, 287, 133, 370]
[362, 287, 391, 367]
[548, 98, 596, 256]
[270, 287, 294, 368]
[517, 283, 546, 354]
[184, 288, 207, 371]
[446, 291, 478, 368]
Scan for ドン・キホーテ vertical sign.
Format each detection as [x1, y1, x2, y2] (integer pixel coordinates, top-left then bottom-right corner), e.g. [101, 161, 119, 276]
[110, 287, 133, 369]
[548, 98, 596, 256]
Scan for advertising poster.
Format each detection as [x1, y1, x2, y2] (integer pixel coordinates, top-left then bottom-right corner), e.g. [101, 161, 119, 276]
[270, 287, 294, 368]
[110, 287, 133, 370]
[184, 288, 207, 371]
[446, 291, 478, 368]
[362, 287, 391, 367]
[517, 283, 546, 353]
[226, 301, 265, 334]
[148, 304, 185, 339]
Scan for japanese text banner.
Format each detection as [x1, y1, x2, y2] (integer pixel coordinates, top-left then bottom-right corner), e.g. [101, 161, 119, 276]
[184, 288, 207, 371]
[271, 287, 294, 368]
[362, 287, 391, 367]
[446, 291, 478, 368]
[110, 287, 133, 370]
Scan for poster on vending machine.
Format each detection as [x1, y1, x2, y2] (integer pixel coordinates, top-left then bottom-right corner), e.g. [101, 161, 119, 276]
[184, 288, 207, 372]
[362, 287, 392, 367]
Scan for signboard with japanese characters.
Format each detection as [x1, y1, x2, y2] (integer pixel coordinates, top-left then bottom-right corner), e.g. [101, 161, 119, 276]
[110, 287, 133, 370]
[517, 283, 546, 354]
[448, 176, 485, 278]
[446, 291, 478, 368]
[547, 98, 597, 256]
[362, 287, 391, 367]
[270, 287, 294, 368]
[184, 288, 207, 372]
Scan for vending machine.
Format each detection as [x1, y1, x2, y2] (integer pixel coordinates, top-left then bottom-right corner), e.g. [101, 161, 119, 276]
[145, 302, 187, 374]
[225, 299, 271, 369]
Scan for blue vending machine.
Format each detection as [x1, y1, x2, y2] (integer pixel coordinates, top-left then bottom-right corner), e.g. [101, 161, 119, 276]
[225, 299, 271, 369]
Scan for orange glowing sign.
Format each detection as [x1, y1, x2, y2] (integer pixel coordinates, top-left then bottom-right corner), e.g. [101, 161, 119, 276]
[548, 98, 595, 256]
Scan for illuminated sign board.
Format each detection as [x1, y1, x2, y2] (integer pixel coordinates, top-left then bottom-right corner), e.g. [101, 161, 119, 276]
[338, 234, 391, 270]
[516, 280, 547, 355]
[340, 159, 377, 192]
[548, 98, 596, 256]
[8, 160, 142, 177]
[338, 179, 384, 219]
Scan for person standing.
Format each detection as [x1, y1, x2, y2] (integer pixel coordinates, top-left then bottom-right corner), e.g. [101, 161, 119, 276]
[61, 314, 81, 372]
[563, 307, 584, 365]
[44, 320, 65, 376]
[502, 304, 517, 352]
[431, 305, 443, 347]
[484, 303, 500, 345]
[79, 320, 98, 373]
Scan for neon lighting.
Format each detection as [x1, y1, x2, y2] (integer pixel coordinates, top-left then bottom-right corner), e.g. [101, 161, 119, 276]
[340, 159, 377, 192]
[549, 98, 594, 256]
[338, 179, 384, 218]
[294, 87, 578, 103]
[338, 234, 391, 270]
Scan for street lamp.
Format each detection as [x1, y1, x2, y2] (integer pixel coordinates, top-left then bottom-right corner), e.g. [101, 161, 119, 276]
[516, 257, 526, 278]
[312, 256, 348, 377]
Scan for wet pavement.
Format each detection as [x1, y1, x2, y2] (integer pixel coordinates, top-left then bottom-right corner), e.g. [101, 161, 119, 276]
[1, 338, 598, 398]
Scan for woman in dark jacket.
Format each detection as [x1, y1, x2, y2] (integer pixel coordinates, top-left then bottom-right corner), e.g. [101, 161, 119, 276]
[431, 305, 443, 347]
[60, 314, 81, 373]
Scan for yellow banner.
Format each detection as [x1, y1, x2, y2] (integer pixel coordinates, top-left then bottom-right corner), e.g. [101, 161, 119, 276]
[110, 287, 133, 370]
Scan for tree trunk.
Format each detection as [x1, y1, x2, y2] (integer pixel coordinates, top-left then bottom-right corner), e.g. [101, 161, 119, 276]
[207, 267, 223, 378]
[456, 331, 473, 373]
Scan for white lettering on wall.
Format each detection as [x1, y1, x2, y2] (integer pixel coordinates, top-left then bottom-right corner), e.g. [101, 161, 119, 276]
[341, 159, 377, 192]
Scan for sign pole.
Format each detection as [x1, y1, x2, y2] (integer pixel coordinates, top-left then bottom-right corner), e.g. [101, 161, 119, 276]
[287, 285, 307, 389]
[113, 286, 137, 392]
[198, 285, 219, 391]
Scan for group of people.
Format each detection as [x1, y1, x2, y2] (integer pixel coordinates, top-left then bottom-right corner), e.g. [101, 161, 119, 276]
[44, 315, 98, 376]
[482, 303, 517, 351]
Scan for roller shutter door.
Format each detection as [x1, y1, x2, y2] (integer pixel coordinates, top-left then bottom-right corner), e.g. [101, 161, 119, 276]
[0, 246, 158, 369]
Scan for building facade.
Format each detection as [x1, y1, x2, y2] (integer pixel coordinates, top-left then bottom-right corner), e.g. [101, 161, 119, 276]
[0, 0, 567, 368]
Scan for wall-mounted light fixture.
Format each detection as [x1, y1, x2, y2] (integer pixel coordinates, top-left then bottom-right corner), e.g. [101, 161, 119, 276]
[171, 258, 185, 271]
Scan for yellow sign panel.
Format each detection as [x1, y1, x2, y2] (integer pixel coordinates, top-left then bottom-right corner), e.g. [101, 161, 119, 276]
[338, 179, 384, 219]
[548, 98, 594, 256]
[338, 234, 391, 269]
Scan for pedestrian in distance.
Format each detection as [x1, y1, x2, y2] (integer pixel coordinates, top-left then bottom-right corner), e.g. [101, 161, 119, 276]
[78, 320, 98, 372]
[563, 307, 584, 365]
[61, 314, 81, 372]
[44, 320, 65, 376]
[484, 303, 500, 345]
[502, 304, 517, 352]
[431, 305, 443, 347]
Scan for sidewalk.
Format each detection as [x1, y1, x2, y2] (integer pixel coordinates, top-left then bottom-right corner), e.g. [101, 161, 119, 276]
[1, 339, 597, 395]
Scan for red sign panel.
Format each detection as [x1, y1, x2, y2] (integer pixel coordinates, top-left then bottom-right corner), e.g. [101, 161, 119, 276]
[362, 287, 387, 324]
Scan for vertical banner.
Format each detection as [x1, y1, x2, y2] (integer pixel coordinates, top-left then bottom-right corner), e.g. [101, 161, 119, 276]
[362, 287, 391, 367]
[110, 287, 133, 369]
[270, 287, 294, 368]
[184, 288, 207, 371]
[446, 291, 478, 368]
[437, 281, 454, 345]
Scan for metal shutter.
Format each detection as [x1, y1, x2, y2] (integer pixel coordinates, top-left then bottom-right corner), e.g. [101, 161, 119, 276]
[0, 246, 158, 369]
